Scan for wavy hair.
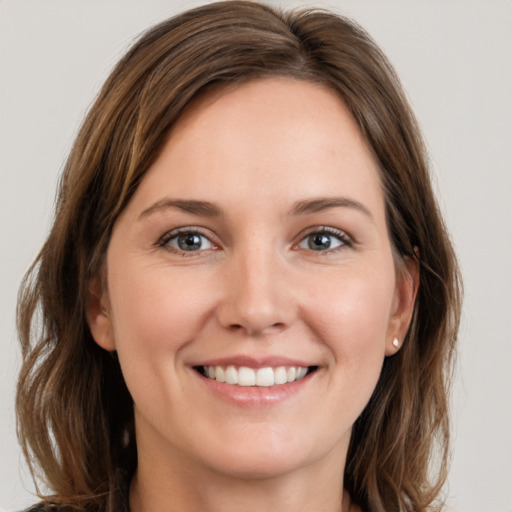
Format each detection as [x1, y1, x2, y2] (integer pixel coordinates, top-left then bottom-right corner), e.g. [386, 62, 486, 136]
[16, 2, 461, 511]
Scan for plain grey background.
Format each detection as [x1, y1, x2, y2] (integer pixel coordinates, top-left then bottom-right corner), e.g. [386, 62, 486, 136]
[1, 1, 511, 511]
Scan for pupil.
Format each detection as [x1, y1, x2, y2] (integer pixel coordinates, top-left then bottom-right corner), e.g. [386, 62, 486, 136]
[309, 233, 330, 250]
[179, 233, 201, 251]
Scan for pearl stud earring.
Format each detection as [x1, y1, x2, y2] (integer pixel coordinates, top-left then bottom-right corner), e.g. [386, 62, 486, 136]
[392, 338, 400, 348]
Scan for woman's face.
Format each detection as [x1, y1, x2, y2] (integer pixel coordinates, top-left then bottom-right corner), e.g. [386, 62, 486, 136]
[89, 78, 416, 480]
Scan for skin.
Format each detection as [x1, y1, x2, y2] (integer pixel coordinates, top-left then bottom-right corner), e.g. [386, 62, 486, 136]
[88, 78, 418, 512]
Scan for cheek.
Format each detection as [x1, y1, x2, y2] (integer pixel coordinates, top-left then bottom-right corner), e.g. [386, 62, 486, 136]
[308, 268, 393, 338]
[302, 266, 395, 383]
[106, 265, 219, 418]
[105, 264, 219, 420]
[108, 264, 217, 355]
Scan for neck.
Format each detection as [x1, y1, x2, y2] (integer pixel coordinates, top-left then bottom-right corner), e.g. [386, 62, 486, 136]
[129, 440, 352, 512]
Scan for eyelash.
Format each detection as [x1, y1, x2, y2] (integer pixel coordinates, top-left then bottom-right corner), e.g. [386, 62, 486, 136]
[157, 226, 352, 256]
[157, 227, 216, 256]
[297, 226, 352, 252]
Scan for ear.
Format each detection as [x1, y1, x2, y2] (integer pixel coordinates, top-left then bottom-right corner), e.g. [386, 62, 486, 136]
[385, 255, 419, 356]
[86, 274, 116, 351]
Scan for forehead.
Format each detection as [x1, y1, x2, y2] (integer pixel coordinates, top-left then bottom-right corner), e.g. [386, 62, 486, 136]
[130, 78, 385, 218]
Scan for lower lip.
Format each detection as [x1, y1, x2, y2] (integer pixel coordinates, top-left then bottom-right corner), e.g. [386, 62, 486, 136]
[193, 369, 314, 407]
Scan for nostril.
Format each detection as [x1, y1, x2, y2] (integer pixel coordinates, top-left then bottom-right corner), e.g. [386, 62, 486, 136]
[229, 321, 287, 337]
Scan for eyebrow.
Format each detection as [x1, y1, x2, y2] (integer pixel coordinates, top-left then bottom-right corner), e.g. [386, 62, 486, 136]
[139, 199, 223, 219]
[290, 197, 373, 219]
[139, 196, 373, 221]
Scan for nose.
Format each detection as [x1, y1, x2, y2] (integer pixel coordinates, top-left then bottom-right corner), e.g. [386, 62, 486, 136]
[216, 244, 296, 337]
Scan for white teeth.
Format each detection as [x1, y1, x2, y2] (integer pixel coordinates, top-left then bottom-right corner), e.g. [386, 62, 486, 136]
[297, 367, 308, 379]
[225, 365, 238, 385]
[238, 366, 256, 386]
[274, 366, 287, 385]
[256, 367, 274, 387]
[202, 365, 312, 387]
[215, 366, 225, 383]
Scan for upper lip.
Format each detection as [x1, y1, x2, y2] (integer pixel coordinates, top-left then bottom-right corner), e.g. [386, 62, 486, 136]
[192, 355, 316, 369]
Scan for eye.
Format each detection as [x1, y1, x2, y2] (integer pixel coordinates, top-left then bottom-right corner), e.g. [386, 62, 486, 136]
[297, 228, 349, 252]
[160, 229, 215, 253]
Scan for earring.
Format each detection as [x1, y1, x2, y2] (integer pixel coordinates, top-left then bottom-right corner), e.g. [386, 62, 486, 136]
[392, 337, 400, 348]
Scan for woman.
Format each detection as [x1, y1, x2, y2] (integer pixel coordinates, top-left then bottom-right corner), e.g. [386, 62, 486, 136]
[16, 2, 461, 511]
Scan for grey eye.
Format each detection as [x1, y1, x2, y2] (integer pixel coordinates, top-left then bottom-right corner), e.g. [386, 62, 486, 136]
[168, 232, 213, 252]
[298, 232, 344, 251]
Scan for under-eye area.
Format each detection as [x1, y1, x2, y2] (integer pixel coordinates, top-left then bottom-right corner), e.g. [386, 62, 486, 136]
[194, 365, 319, 387]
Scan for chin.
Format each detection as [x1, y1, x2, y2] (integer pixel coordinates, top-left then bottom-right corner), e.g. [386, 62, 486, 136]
[195, 428, 323, 480]
[206, 451, 308, 480]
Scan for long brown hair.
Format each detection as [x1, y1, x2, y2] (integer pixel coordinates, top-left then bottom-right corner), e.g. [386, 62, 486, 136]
[16, 2, 462, 511]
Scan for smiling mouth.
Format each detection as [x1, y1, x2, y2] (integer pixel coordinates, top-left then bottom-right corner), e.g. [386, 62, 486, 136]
[194, 365, 318, 387]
